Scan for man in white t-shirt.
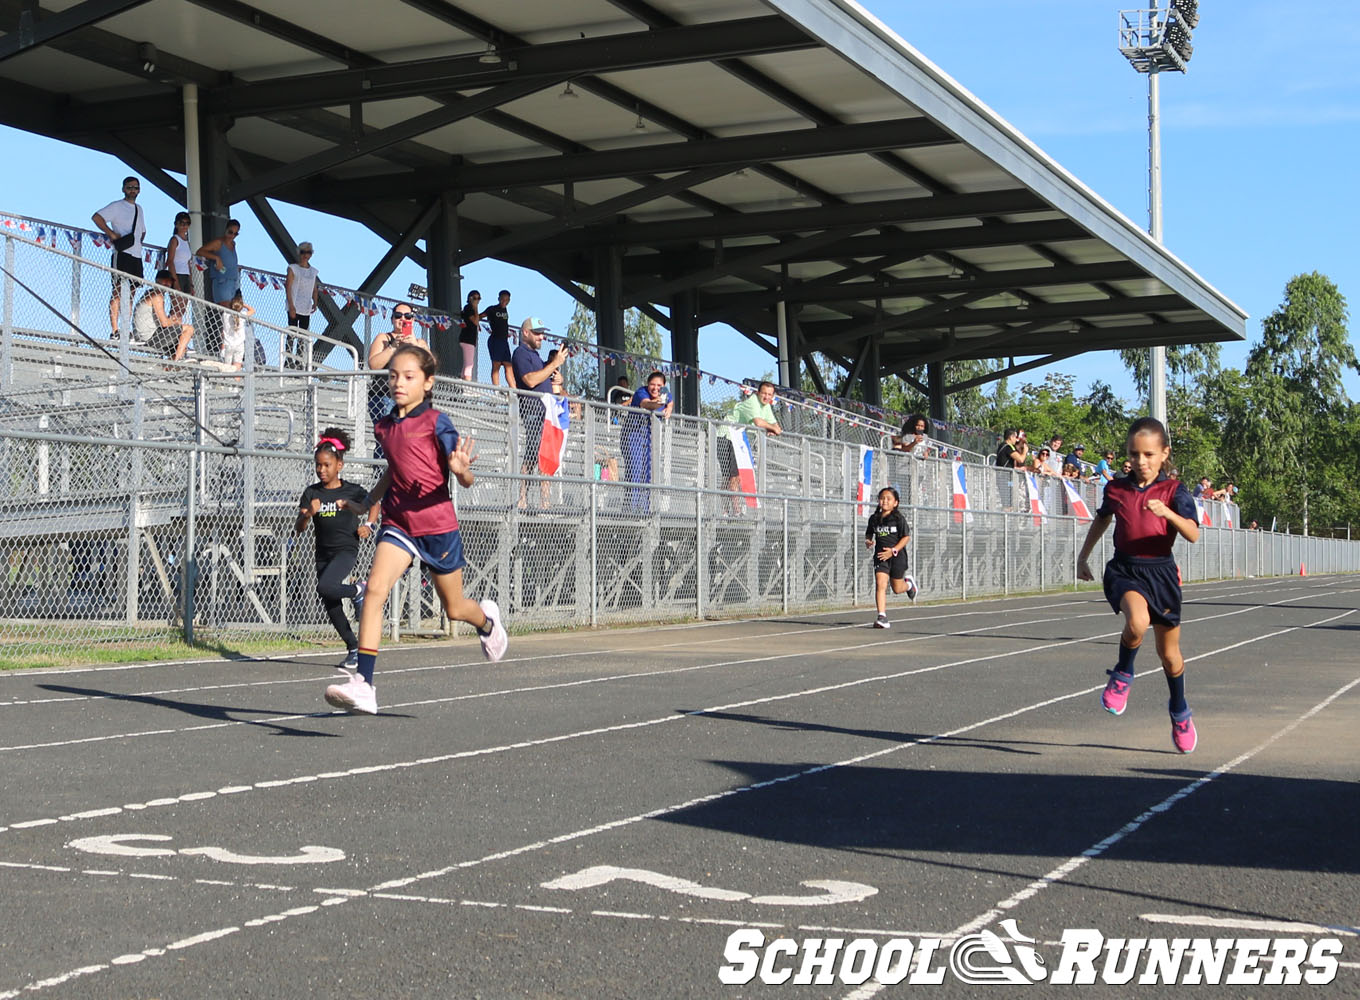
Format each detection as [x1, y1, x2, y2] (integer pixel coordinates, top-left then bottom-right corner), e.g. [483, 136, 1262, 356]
[91, 176, 147, 337]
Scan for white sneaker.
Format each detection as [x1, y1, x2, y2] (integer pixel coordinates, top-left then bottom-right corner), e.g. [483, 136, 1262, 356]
[478, 599, 508, 662]
[904, 575, 919, 601]
[873, 613, 890, 629]
[351, 581, 366, 621]
[324, 674, 377, 715]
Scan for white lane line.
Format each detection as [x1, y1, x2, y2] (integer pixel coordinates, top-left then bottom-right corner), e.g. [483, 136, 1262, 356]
[0, 597, 1105, 709]
[841, 619, 1360, 1000]
[0, 590, 1344, 836]
[1140, 914, 1359, 936]
[0, 571, 1316, 688]
[2, 579, 1332, 750]
[2, 603, 1350, 1000]
[0, 608, 1113, 752]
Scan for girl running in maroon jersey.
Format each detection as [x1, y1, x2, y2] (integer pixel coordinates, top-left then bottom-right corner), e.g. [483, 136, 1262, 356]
[324, 344, 507, 716]
[1077, 417, 1200, 752]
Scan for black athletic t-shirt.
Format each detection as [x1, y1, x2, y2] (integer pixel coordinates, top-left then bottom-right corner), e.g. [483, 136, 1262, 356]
[459, 304, 480, 345]
[865, 509, 911, 551]
[485, 303, 510, 339]
[300, 481, 369, 555]
[996, 442, 1018, 468]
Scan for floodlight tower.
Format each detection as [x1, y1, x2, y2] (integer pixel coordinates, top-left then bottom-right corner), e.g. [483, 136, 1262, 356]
[1119, 0, 1198, 426]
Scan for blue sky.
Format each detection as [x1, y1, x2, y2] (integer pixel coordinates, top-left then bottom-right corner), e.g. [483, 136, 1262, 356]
[1, 0, 1355, 403]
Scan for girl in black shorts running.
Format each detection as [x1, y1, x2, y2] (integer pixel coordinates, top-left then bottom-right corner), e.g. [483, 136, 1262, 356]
[1077, 417, 1201, 753]
[864, 486, 916, 629]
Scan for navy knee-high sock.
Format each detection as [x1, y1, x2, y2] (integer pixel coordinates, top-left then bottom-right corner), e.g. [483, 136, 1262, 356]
[1116, 642, 1138, 676]
[357, 649, 377, 686]
[1166, 672, 1187, 714]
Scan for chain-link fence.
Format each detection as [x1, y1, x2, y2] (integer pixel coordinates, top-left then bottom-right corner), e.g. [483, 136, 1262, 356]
[2, 419, 1356, 661]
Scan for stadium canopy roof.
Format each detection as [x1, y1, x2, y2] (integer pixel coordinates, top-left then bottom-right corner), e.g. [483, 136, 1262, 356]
[0, 0, 1246, 400]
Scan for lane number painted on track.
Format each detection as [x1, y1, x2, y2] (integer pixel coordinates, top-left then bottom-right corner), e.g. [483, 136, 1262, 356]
[542, 865, 877, 906]
[67, 834, 344, 865]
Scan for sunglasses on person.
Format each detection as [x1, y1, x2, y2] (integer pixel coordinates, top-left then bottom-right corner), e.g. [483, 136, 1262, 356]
[393, 310, 413, 318]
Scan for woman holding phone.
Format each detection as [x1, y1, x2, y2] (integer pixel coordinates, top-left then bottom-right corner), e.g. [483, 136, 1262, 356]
[367, 303, 430, 456]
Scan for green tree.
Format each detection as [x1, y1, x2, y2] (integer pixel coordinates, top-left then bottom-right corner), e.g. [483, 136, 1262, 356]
[561, 287, 665, 398]
[1220, 272, 1355, 532]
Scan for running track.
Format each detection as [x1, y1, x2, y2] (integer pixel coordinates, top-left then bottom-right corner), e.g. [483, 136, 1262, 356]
[1, 576, 1357, 998]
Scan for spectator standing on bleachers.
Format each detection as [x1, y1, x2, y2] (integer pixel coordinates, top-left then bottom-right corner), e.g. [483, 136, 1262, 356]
[512, 317, 570, 510]
[132, 269, 194, 361]
[1192, 476, 1213, 499]
[285, 242, 320, 330]
[195, 219, 242, 357]
[1094, 449, 1116, 483]
[892, 413, 931, 459]
[996, 428, 1024, 510]
[622, 371, 673, 513]
[1044, 436, 1064, 477]
[367, 303, 429, 457]
[458, 290, 482, 380]
[718, 381, 781, 512]
[283, 242, 320, 369]
[1065, 444, 1087, 474]
[1116, 459, 1133, 480]
[166, 212, 193, 295]
[485, 289, 515, 388]
[92, 176, 146, 337]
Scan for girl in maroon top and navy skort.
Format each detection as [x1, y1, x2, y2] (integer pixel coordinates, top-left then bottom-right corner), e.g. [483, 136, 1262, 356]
[324, 344, 508, 716]
[1077, 417, 1201, 753]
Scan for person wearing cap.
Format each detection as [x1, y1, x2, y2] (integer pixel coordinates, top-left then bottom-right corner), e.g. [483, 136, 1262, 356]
[285, 242, 320, 330]
[366, 302, 430, 457]
[511, 318, 570, 509]
[283, 241, 320, 369]
[1064, 444, 1086, 474]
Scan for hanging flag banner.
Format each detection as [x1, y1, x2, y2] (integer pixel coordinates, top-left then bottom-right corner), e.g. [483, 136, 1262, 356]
[856, 446, 873, 516]
[1025, 473, 1049, 526]
[1196, 499, 1212, 527]
[951, 457, 973, 524]
[537, 392, 570, 476]
[1061, 478, 1093, 522]
[728, 426, 759, 509]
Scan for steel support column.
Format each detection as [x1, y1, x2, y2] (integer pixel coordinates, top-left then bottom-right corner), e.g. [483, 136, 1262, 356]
[595, 245, 626, 388]
[670, 288, 698, 416]
[928, 361, 948, 444]
[427, 192, 462, 377]
[860, 335, 881, 407]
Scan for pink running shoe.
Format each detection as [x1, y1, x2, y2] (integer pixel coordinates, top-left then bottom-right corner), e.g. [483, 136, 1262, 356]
[324, 674, 377, 715]
[1101, 669, 1133, 715]
[1170, 706, 1197, 754]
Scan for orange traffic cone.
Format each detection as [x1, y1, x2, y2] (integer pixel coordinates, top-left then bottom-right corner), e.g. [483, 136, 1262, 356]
[1300, 561, 1307, 576]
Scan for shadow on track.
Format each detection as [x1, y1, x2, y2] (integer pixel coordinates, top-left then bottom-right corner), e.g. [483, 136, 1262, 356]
[38, 682, 343, 738]
[657, 760, 1360, 875]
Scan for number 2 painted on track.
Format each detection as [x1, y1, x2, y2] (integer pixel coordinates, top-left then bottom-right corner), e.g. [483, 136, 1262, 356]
[67, 834, 344, 865]
[542, 865, 877, 906]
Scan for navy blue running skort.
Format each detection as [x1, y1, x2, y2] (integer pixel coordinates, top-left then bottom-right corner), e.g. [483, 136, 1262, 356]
[376, 524, 466, 575]
[1103, 554, 1183, 627]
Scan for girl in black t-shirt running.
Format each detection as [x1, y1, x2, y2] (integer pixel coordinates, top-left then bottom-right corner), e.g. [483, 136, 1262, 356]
[864, 486, 917, 629]
[295, 428, 372, 669]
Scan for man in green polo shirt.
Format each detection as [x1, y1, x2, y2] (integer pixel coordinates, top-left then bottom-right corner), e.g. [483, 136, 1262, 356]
[718, 381, 782, 511]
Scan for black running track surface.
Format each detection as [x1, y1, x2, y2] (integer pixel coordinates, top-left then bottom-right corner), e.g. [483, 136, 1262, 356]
[2, 576, 1357, 999]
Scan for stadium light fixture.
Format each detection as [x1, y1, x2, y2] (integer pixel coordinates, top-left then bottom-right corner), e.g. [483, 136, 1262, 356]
[1118, 3, 1201, 426]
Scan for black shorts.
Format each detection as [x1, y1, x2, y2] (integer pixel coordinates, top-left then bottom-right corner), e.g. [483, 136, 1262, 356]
[873, 548, 909, 580]
[1103, 554, 1183, 627]
[111, 251, 143, 291]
